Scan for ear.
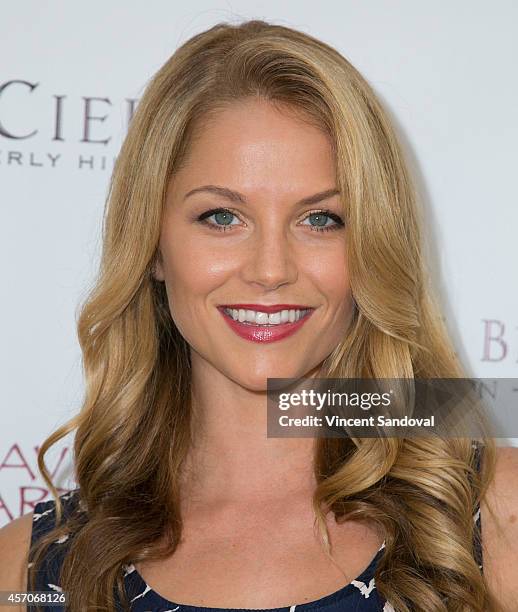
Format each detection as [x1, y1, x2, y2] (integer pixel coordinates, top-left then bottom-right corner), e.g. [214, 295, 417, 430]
[151, 252, 165, 282]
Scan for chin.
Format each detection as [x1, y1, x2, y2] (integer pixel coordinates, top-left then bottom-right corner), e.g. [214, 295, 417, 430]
[233, 364, 314, 392]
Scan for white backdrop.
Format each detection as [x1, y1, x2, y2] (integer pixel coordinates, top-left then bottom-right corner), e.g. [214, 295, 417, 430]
[1, 1, 517, 525]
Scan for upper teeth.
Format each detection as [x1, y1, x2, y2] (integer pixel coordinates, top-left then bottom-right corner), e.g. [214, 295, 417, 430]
[224, 308, 310, 325]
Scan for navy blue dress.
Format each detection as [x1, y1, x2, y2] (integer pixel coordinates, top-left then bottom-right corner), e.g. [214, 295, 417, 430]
[27, 443, 484, 611]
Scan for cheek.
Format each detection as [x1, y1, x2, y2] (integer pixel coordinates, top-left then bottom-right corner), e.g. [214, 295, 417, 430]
[159, 231, 232, 315]
[305, 246, 350, 303]
[169, 247, 225, 288]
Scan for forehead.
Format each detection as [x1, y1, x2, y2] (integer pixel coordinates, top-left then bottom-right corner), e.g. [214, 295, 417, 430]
[171, 98, 336, 196]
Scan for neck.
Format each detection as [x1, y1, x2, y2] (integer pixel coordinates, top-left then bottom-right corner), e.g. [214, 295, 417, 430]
[180, 356, 319, 505]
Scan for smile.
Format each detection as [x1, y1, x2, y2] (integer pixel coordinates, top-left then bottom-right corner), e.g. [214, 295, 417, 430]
[217, 304, 315, 343]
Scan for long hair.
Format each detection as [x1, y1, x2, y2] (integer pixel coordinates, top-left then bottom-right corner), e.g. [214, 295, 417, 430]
[28, 19, 500, 611]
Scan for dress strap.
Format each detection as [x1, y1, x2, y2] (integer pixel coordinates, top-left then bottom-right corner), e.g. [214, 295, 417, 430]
[27, 490, 81, 597]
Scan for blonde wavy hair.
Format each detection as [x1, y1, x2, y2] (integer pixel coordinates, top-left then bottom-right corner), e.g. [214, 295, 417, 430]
[28, 18, 500, 611]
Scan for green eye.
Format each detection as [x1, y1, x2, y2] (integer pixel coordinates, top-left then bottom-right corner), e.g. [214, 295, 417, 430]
[301, 210, 345, 232]
[197, 208, 240, 231]
[212, 211, 235, 226]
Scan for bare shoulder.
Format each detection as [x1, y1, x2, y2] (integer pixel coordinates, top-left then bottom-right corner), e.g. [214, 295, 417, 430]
[482, 445, 518, 610]
[0, 511, 34, 592]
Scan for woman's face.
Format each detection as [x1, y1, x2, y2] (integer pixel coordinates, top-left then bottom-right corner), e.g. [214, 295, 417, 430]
[154, 97, 354, 391]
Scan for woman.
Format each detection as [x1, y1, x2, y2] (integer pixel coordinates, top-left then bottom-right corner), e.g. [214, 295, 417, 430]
[1, 18, 517, 612]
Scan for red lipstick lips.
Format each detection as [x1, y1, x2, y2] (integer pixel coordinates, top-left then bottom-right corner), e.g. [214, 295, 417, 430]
[217, 304, 315, 344]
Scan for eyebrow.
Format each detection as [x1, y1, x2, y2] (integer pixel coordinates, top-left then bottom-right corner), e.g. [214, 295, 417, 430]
[183, 185, 341, 207]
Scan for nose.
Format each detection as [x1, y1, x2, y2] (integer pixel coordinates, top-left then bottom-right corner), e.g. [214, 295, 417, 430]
[240, 224, 298, 291]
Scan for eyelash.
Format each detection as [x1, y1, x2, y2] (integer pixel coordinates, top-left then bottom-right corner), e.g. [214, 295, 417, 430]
[196, 207, 345, 233]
